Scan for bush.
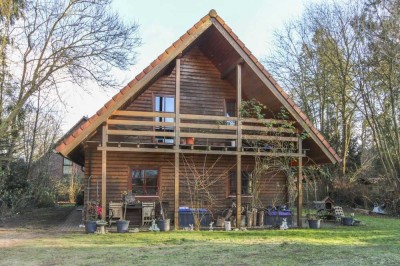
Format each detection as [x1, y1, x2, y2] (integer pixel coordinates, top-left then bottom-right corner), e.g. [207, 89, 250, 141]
[35, 188, 56, 208]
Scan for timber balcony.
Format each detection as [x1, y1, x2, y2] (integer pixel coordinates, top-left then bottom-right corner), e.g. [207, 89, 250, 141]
[96, 110, 306, 157]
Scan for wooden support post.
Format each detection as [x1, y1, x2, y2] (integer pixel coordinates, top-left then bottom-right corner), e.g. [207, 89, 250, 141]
[236, 63, 242, 228]
[174, 152, 179, 230]
[101, 124, 108, 220]
[236, 154, 241, 228]
[175, 57, 181, 149]
[174, 57, 181, 230]
[236, 63, 242, 149]
[297, 137, 303, 228]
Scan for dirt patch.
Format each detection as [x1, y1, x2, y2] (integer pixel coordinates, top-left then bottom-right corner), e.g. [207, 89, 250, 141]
[0, 206, 74, 230]
[0, 206, 75, 248]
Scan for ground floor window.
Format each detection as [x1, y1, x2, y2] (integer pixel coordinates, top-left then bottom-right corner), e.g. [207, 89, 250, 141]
[228, 171, 252, 196]
[130, 168, 159, 195]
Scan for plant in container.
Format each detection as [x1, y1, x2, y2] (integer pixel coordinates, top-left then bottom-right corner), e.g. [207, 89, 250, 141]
[117, 193, 133, 233]
[186, 137, 195, 145]
[306, 213, 321, 229]
[84, 201, 99, 233]
[156, 197, 170, 231]
[342, 216, 354, 226]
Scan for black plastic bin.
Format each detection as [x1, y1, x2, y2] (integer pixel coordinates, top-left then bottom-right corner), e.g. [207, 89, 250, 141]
[178, 207, 211, 228]
[265, 210, 292, 227]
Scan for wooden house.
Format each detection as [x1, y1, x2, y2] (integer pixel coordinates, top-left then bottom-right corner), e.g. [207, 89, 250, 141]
[55, 10, 340, 228]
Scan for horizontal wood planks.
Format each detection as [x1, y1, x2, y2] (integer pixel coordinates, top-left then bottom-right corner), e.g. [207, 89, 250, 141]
[84, 145, 288, 217]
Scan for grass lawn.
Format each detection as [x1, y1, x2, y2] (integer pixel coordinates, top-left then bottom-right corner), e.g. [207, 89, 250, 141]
[1, 213, 399, 266]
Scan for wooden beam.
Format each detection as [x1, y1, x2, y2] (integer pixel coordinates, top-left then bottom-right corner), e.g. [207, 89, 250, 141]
[174, 152, 179, 230]
[242, 117, 295, 125]
[180, 123, 236, 131]
[175, 57, 181, 149]
[241, 125, 296, 134]
[107, 120, 174, 127]
[297, 137, 303, 228]
[236, 154, 241, 229]
[236, 63, 242, 229]
[242, 134, 298, 142]
[101, 124, 107, 220]
[107, 130, 175, 137]
[180, 113, 237, 121]
[221, 58, 244, 79]
[98, 145, 306, 157]
[180, 132, 237, 139]
[112, 110, 176, 118]
[174, 57, 181, 230]
[237, 64, 242, 150]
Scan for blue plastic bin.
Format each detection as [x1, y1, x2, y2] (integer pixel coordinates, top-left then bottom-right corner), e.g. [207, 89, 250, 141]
[178, 207, 211, 228]
[265, 210, 292, 227]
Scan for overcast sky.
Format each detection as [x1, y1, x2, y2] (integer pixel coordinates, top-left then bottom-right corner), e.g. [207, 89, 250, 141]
[61, 0, 321, 132]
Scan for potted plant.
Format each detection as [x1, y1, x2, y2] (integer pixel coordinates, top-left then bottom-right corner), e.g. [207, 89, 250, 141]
[117, 193, 133, 233]
[342, 216, 354, 226]
[306, 213, 321, 229]
[84, 201, 99, 233]
[156, 198, 170, 231]
[186, 137, 195, 145]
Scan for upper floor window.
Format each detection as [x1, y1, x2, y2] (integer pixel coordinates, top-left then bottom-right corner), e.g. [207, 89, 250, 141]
[225, 99, 236, 117]
[130, 168, 159, 196]
[154, 95, 175, 144]
[225, 99, 236, 126]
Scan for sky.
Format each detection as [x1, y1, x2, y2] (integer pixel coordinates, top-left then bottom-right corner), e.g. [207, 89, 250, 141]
[61, 0, 320, 133]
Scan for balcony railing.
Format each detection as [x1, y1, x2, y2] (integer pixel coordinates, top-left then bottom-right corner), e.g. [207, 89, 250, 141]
[104, 110, 300, 154]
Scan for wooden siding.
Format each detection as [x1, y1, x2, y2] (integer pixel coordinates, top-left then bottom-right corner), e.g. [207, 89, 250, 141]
[84, 145, 288, 219]
[83, 45, 289, 220]
[101, 46, 236, 145]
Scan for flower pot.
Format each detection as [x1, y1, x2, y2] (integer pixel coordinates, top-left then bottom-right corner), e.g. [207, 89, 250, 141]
[342, 217, 354, 226]
[116, 220, 130, 233]
[186, 137, 195, 145]
[308, 219, 321, 229]
[85, 220, 97, 234]
[157, 219, 170, 231]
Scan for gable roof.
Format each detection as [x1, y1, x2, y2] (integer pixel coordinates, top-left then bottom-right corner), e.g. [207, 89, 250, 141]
[55, 9, 341, 165]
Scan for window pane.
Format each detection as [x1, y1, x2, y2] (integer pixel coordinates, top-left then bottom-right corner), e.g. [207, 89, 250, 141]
[131, 169, 158, 195]
[146, 177, 158, 187]
[155, 97, 161, 112]
[63, 158, 73, 166]
[63, 166, 72, 175]
[155, 96, 175, 112]
[132, 170, 144, 186]
[133, 187, 144, 195]
[229, 171, 252, 195]
[226, 100, 236, 117]
[164, 97, 175, 112]
[146, 187, 158, 195]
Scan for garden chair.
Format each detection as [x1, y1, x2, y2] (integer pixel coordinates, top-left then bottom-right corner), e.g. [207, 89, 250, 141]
[108, 201, 124, 227]
[142, 202, 155, 226]
[333, 206, 345, 224]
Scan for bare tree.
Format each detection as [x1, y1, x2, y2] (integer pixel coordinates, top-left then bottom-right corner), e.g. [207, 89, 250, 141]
[181, 154, 234, 230]
[0, 0, 141, 187]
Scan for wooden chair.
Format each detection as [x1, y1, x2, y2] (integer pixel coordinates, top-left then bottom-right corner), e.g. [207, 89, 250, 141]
[142, 202, 155, 226]
[108, 201, 124, 227]
[334, 206, 345, 223]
